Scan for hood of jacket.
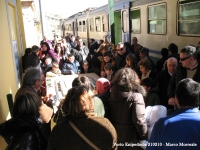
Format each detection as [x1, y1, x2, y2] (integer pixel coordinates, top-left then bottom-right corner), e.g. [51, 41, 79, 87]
[96, 78, 110, 94]
[111, 83, 146, 102]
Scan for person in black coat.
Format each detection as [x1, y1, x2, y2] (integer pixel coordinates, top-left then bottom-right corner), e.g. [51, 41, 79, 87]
[114, 42, 131, 72]
[89, 38, 99, 55]
[156, 48, 169, 72]
[25, 45, 40, 70]
[155, 57, 178, 111]
[0, 93, 47, 150]
[22, 48, 32, 72]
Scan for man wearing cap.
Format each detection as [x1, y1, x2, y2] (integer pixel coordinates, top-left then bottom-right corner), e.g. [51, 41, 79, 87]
[168, 45, 200, 107]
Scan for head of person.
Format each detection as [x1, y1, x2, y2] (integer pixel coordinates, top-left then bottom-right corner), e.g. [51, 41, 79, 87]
[126, 54, 137, 69]
[141, 78, 155, 92]
[132, 37, 138, 45]
[103, 51, 112, 63]
[175, 78, 200, 108]
[111, 68, 141, 91]
[43, 36, 47, 41]
[41, 42, 50, 51]
[168, 43, 178, 55]
[89, 38, 95, 44]
[101, 70, 107, 78]
[99, 39, 104, 45]
[134, 44, 142, 54]
[104, 63, 113, 75]
[68, 54, 75, 63]
[161, 48, 169, 57]
[96, 78, 110, 94]
[77, 38, 84, 47]
[124, 42, 132, 51]
[45, 56, 52, 65]
[70, 35, 75, 42]
[166, 57, 178, 74]
[31, 45, 40, 55]
[23, 67, 44, 91]
[116, 42, 126, 55]
[180, 45, 198, 69]
[82, 61, 89, 71]
[13, 93, 40, 119]
[62, 86, 94, 117]
[72, 76, 91, 91]
[54, 44, 61, 54]
[99, 44, 108, 55]
[24, 48, 32, 56]
[138, 59, 152, 75]
[140, 47, 149, 59]
[52, 61, 60, 73]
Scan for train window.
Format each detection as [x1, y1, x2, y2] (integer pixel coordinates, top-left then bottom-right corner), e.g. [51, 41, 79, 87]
[178, 0, 200, 36]
[79, 21, 82, 32]
[148, 3, 166, 34]
[65, 24, 68, 31]
[130, 9, 141, 33]
[83, 21, 86, 32]
[102, 15, 108, 32]
[95, 17, 101, 32]
[122, 11, 127, 33]
[90, 18, 94, 32]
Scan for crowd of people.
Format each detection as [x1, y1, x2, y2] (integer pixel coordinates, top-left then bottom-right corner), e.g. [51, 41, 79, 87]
[1, 33, 200, 150]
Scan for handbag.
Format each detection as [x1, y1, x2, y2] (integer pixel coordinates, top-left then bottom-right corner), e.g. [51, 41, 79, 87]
[68, 120, 101, 150]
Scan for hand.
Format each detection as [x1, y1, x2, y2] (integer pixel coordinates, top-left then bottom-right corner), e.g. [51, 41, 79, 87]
[168, 98, 175, 106]
[43, 94, 52, 102]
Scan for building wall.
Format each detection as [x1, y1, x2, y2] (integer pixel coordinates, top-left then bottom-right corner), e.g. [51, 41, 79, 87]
[0, 0, 25, 149]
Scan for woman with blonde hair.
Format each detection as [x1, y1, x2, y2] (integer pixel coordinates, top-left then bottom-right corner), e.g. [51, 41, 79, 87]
[109, 68, 147, 150]
[48, 86, 117, 150]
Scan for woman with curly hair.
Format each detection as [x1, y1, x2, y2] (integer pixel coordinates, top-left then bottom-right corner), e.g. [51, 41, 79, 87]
[109, 68, 147, 150]
[48, 85, 117, 150]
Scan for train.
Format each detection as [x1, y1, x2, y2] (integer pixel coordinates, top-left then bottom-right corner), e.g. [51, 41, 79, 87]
[60, 0, 200, 63]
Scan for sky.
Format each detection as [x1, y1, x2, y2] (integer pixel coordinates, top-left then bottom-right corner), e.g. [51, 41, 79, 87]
[38, 0, 108, 18]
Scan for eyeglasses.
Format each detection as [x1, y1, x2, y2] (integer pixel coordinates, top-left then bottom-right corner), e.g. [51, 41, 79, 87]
[180, 56, 191, 61]
[117, 48, 124, 52]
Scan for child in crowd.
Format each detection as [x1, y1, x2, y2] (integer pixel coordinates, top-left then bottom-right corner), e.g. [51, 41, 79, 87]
[141, 78, 160, 107]
[101, 51, 115, 71]
[100, 70, 107, 78]
[104, 63, 114, 81]
[81, 60, 93, 74]
[46, 61, 61, 77]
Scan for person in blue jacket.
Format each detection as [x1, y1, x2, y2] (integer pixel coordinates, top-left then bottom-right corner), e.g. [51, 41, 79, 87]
[147, 78, 200, 150]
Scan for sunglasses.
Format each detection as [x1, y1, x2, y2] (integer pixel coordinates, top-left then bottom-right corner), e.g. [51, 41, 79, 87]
[117, 48, 124, 52]
[180, 56, 191, 61]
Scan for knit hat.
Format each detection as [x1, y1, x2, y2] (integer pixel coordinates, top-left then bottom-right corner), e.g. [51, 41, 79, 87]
[140, 47, 149, 56]
[96, 78, 110, 94]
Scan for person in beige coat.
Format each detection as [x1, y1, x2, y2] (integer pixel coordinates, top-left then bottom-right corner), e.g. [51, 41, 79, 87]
[48, 86, 117, 150]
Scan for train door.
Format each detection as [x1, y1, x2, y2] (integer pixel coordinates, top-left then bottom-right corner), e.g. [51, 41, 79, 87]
[121, 8, 130, 43]
[73, 21, 77, 37]
[114, 11, 122, 45]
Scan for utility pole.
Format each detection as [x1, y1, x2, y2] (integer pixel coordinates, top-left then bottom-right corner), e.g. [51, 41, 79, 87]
[108, 0, 115, 43]
[38, 0, 45, 38]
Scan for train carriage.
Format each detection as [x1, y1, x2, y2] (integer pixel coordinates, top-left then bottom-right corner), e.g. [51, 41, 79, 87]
[61, 0, 200, 63]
